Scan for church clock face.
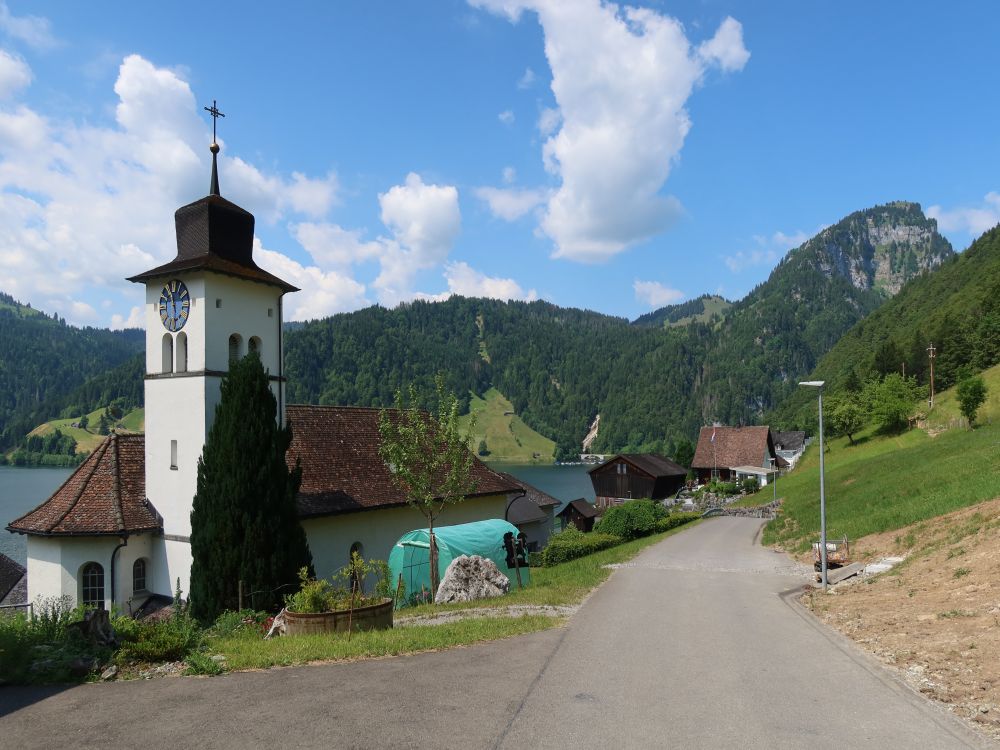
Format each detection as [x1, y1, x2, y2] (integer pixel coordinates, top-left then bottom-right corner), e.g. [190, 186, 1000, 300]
[159, 280, 190, 332]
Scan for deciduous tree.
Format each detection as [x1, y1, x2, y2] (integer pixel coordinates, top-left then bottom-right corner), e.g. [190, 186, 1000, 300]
[956, 374, 988, 428]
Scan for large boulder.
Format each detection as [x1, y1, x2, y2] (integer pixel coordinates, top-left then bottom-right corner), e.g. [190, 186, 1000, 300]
[435, 555, 510, 604]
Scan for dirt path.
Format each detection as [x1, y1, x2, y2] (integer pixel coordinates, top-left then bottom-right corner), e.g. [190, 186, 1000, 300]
[804, 496, 1000, 744]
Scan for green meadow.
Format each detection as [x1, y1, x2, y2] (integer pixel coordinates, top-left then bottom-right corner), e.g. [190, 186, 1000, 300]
[458, 387, 555, 463]
[22, 407, 145, 456]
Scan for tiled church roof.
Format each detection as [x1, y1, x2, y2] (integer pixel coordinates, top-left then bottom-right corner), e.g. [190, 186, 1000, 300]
[7, 434, 162, 537]
[286, 404, 520, 518]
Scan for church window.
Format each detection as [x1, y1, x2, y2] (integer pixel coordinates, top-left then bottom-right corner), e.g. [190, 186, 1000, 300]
[228, 333, 242, 363]
[176, 332, 188, 373]
[170, 440, 178, 470]
[133, 559, 147, 593]
[248, 336, 261, 356]
[81, 562, 105, 608]
[161, 333, 173, 374]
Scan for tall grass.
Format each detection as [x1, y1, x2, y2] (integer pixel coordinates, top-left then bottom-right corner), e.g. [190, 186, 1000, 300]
[762, 421, 1000, 552]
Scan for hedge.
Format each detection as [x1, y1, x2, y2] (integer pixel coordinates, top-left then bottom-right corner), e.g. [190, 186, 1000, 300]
[593, 499, 666, 540]
[653, 512, 700, 533]
[541, 527, 621, 566]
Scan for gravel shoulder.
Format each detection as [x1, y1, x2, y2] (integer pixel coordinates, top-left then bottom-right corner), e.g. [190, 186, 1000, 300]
[803, 496, 1000, 744]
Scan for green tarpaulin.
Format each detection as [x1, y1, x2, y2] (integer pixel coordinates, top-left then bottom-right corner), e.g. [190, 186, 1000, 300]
[389, 518, 529, 606]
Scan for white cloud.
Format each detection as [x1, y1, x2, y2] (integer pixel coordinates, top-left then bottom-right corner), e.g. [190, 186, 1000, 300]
[470, 0, 749, 262]
[292, 222, 381, 268]
[0, 49, 30, 98]
[256, 241, 369, 321]
[633, 279, 684, 308]
[110, 305, 144, 330]
[517, 67, 536, 89]
[475, 185, 548, 221]
[0, 2, 56, 50]
[502, 166, 516, 184]
[0, 54, 342, 326]
[725, 229, 809, 272]
[927, 192, 1000, 237]
[498, 109, 515, 125]
[444, 261, 537, 300]
[537, 106, 560, 136]
[373, 173, 462, 305]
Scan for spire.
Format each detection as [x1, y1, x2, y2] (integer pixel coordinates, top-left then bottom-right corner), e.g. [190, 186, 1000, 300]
[204, 99, 225, 196]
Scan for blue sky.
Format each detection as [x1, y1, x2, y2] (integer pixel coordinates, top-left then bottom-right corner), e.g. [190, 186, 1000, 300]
[0, 1, 997, 327]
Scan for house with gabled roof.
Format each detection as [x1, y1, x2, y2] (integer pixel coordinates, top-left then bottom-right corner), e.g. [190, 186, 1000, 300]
[490, 470, 560, 552]
[588, 453, 687, 510]
[6, 138, 523, 612]
[690, 426, 785, 485]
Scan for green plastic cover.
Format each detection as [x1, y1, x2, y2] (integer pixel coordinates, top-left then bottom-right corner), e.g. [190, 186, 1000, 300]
[388, 518, 529, 606]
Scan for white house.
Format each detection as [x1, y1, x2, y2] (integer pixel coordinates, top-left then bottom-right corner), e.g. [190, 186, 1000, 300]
[6, 140, 532, 613]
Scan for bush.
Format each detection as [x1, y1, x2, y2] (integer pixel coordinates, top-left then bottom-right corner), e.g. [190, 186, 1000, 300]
[593, 499, 665, 540]
[740, 477, 759, 494]
[541, 527, 621, 566]
[115, 613, 201, 664]
[653, 513, 700, 533]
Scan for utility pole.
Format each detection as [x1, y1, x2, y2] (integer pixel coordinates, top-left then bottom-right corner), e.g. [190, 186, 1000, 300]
[927, 342, 936, 410]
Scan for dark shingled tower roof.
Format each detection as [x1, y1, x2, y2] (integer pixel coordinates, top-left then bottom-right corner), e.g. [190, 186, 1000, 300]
[127, 136, 297, 292]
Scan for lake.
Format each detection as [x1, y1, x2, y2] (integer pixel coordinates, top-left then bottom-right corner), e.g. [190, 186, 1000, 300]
[0, 466, 73, 567]
[489, 462, 595, 514]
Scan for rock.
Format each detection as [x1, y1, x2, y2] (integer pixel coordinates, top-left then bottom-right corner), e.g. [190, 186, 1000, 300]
[435, 555, 510, 604]
[101, 665, 118, 681]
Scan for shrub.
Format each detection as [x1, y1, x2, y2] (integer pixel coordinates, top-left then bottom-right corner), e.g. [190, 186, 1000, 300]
[740, 477, 759, 494]
[594, 499, 665, 540]
[116, 613, 201, 664]
[541, 527, 621, 566]
[653, 513, 700, 533]
[184, 650, 225, 676]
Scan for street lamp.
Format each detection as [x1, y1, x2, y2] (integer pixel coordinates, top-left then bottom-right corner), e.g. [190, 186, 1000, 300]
[799, 380, 828, 592]
[769, 457, 776, 503]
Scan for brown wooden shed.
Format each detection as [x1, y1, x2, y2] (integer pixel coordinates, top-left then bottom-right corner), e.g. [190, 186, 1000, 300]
[588, 454, 687, 510]
[556, 498, 598, 533]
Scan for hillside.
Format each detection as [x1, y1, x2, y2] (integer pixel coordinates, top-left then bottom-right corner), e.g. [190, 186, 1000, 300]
[632, 294, 731, 328]
[0, 292, 143, 451]
[773, 223, 1000, 428]
[458, 388, 555, 463]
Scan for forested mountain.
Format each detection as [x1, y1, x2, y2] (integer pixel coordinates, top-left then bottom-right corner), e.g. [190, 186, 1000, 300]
[1, 202, 955, 459]
[0, 292, 143, 450]
[773, 223, 1000, 429]
[285, 202, 952, 458]
[633, 294, 731, 329]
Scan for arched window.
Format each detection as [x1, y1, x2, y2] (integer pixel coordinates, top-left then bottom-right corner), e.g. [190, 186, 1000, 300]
[248, 336, 261, 358]
[161, 333, 173, 374]
[81, 562, 105, 608]
[133, 559, 147, 593]
[176, 332, 188, 373]
[228, 333, 242, 364]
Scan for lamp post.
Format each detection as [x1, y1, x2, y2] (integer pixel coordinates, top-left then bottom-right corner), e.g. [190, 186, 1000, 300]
[769, 457, 776, 503]
[799, 380, 828, 592]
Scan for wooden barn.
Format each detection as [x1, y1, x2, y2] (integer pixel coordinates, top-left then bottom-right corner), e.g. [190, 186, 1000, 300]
[557, 499, 598, 533]
[690, 426, 783, 485]
[588, 454, 688, 510]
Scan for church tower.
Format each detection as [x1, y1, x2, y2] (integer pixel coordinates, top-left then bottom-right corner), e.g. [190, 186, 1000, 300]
[127, 113, 297, 598]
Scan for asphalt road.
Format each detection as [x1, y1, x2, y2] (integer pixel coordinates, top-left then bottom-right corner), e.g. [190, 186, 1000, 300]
[0, 518, 991, 749]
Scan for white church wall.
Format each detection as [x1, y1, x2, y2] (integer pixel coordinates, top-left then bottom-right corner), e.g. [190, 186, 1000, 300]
[302, 494, 509, 580]
[26, 536, 120, 610]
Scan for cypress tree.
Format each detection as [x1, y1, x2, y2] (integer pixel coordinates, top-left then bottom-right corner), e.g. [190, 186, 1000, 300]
[190, 352, 312, 623]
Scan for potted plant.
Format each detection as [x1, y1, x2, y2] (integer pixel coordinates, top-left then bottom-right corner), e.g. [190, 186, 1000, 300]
[283, 555, 394, 635]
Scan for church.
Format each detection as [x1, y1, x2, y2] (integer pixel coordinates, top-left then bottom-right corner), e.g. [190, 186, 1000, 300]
[7, 132, 549, 614]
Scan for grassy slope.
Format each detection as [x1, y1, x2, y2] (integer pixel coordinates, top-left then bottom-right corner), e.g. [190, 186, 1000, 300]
[669, 296, 732, 328]
[924, 361, 1000, 430]
[759, 387, 1000, 554]
[22, 408, 145, 455]
[459, 387, 555, 463]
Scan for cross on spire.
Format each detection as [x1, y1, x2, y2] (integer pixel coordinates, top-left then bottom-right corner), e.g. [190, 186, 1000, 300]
[204, 99, 225, 143]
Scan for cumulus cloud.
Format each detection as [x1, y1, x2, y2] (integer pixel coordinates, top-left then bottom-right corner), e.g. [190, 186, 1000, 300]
[498, 109, 515, 125]
[110, 305, 144, 330]
[0, 49, 30, 98]
[470, 0, 749, 262]
[724, 229, 809, 273]
[0, 54, 344, 326]
[927, 192, 1000, 238]
[634, 279, 684, 308]
[292, 222, 381, 268]
[517, 67, 536, 89]
[256, 241, 369, 320]
[502, 166, 516, 184]
[0, 2, 56, 50]
[443, 261, 537, 300]
[475, 185, 548, 221]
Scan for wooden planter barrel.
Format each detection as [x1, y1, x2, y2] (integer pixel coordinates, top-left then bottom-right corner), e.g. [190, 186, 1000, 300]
[284, 598, 394, 635]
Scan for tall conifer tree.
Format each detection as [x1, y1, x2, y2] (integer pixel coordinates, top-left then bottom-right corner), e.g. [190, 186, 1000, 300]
[190, 352, 311, 622]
